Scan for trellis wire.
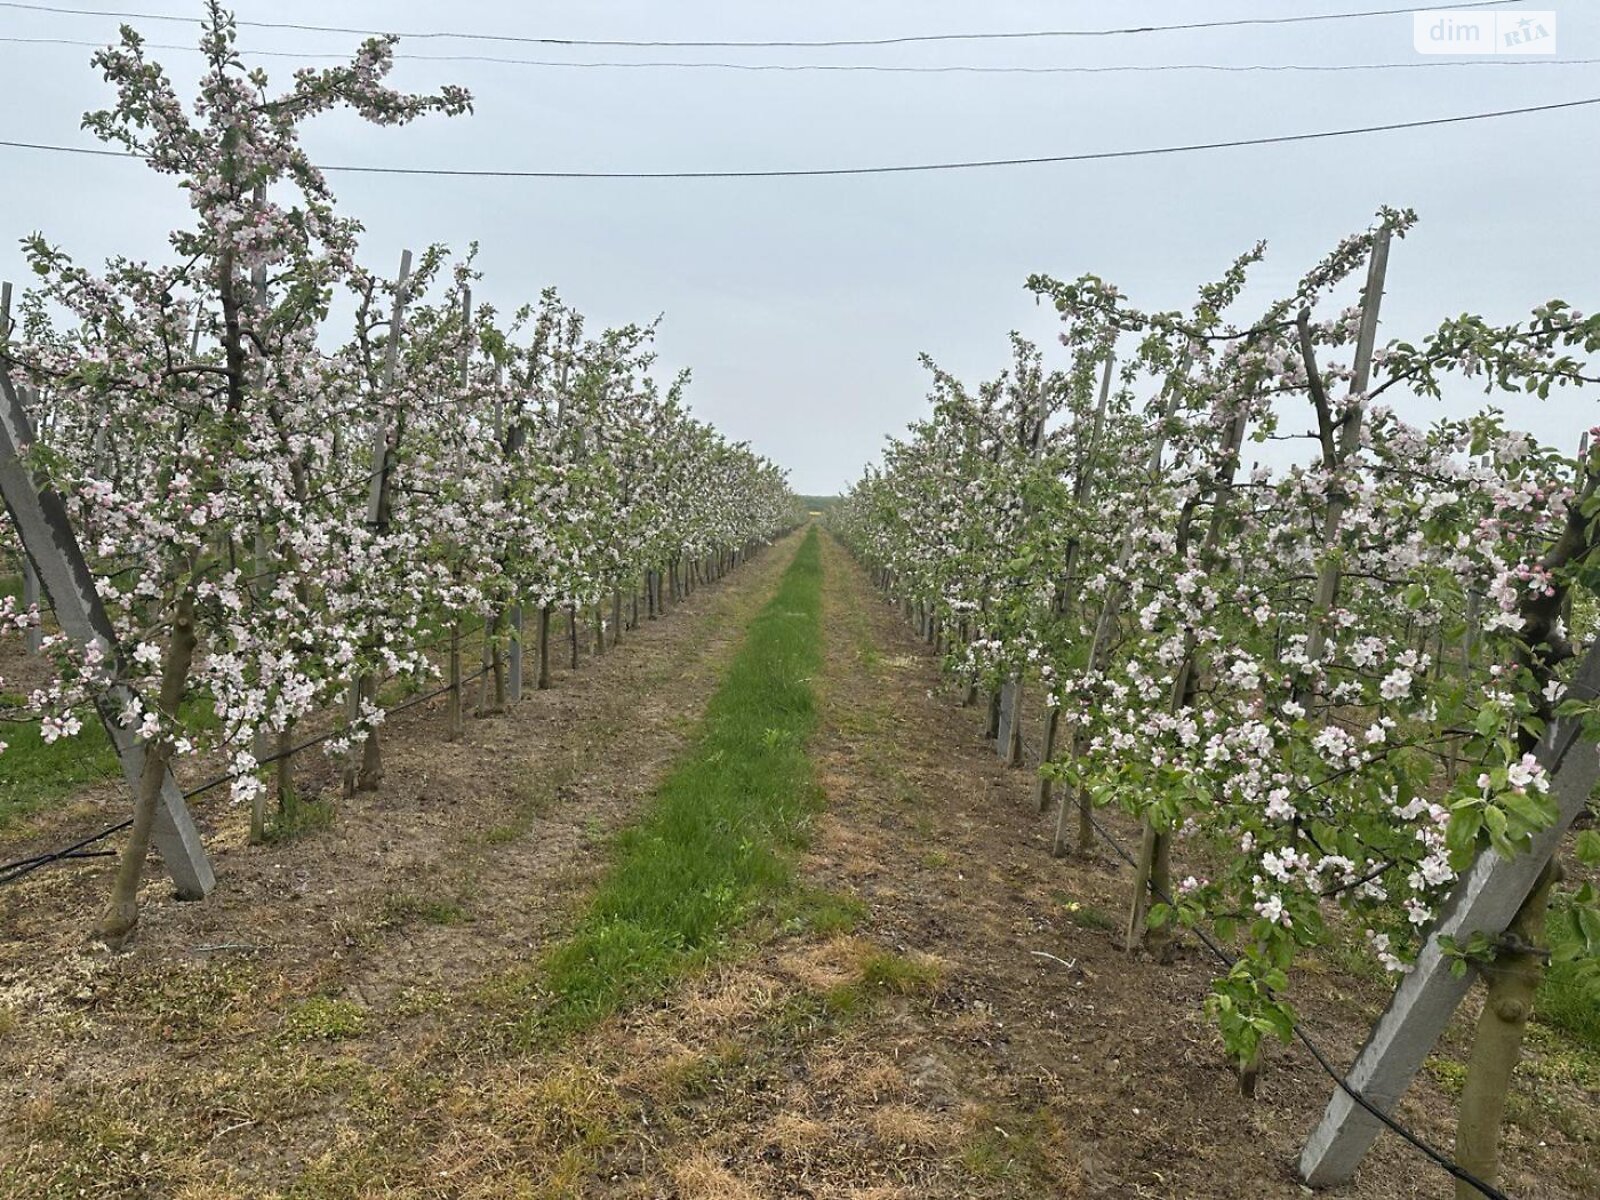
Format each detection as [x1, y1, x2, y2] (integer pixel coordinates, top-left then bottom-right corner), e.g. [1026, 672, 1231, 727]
[0, 664, 491, 887]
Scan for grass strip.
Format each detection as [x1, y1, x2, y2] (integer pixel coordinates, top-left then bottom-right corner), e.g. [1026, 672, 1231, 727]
[535, 528, 824, 1033]
[0, 695, 225, 833]
[0, 718, 120, 831]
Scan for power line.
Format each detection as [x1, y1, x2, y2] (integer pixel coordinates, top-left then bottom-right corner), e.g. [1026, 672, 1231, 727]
[0, 95, 1594, 179]
[3, 33, 1595, 77]
[0, 0, 1525, 50]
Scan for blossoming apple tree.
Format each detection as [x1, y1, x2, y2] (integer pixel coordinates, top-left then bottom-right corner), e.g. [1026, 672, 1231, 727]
[833, 209, 1600, 1194]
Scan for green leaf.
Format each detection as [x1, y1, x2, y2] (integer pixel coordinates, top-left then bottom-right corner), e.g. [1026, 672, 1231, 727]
[1446, 809, 1482, 856]
[1503, 789, 1558, 832]
[1576, 905, 1600, 954]
[1575, 829, 1600, 866]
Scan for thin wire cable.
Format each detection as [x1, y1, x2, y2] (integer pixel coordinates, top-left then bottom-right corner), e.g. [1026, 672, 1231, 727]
[1077, 805, 1512, 1200]
[0, 817, 131, 885]
[0, 0, 1523, 48]
[1, 95, 1596, 179]
[0, 664, 490, 885]
[2, 33, 1594, 76]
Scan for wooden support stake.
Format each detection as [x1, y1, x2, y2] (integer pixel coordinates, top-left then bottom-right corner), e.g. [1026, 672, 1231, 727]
[446, 622, 463, 740]
[1299, 638, 1600, 1186]
[507, 604, 524, 704]
[21, 552, 41, 655]
[537, 604, 552, 690]
[998, 677, 1023, 765]
[447, 283, 470, 739]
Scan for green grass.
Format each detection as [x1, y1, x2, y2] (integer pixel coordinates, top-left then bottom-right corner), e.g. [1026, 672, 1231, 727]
[1057, 897, 1117, 934]
[858, 949, 944, 995]
[380, 890, 470, 928]
[533, 529, 824, 1034]
[774, 887, 867, 938]
[959, 1105, 1071, 1184]
[281, 996, 368, 1043]
[1537, 905, 1600, 1051]
[262, 793, 337, 844]
[0, 714, 121, 831]
[0, 691, 230, 833]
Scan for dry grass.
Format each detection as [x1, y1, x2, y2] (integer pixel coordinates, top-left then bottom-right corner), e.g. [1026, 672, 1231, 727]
[670, 1151, 763, 1199]
[774, 935, 869, 993]
[867, 1104, 950, 1151]
[761, 1111, 830, 1155]
[841, 1058, 910, 1105]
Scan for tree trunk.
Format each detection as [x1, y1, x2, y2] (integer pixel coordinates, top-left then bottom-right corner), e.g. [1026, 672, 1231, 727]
[1077, 781, 1095, 856]
[249, 760, 268, 846]
[478, 607, 506, 716]
[275, 726, 296, 826]
[568, 604, 579, 669]
[1034, 707, 1060, 813]
[356, 673, 382, 792]
[446, 620, 464, 740]
[1454, 863, 1558, 1199]
[959, 621, 978, 706]
[1125, 819, 1173, 960]
[537, 604, 552, 690]
[97, 584, 198, 949]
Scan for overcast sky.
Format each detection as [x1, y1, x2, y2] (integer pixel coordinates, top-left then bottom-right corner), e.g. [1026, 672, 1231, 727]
[1, 1, 1596, 493]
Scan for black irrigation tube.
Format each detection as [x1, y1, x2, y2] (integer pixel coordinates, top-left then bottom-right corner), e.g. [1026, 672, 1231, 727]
[0, 665, 491, 888]
[1079, 807, 1513, 1200]
[0, 821, 130, 885]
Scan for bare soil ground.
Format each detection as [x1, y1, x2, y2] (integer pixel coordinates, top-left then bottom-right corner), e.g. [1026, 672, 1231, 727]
[0, 530, 1592, 1199]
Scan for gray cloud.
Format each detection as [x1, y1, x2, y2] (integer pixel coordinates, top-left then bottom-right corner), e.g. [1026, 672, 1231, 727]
[2, 1, 1596, 491]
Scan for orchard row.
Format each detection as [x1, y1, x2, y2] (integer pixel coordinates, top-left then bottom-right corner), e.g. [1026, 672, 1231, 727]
[0, 7, 799, 941]
[830, 209, 1600, 1179]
